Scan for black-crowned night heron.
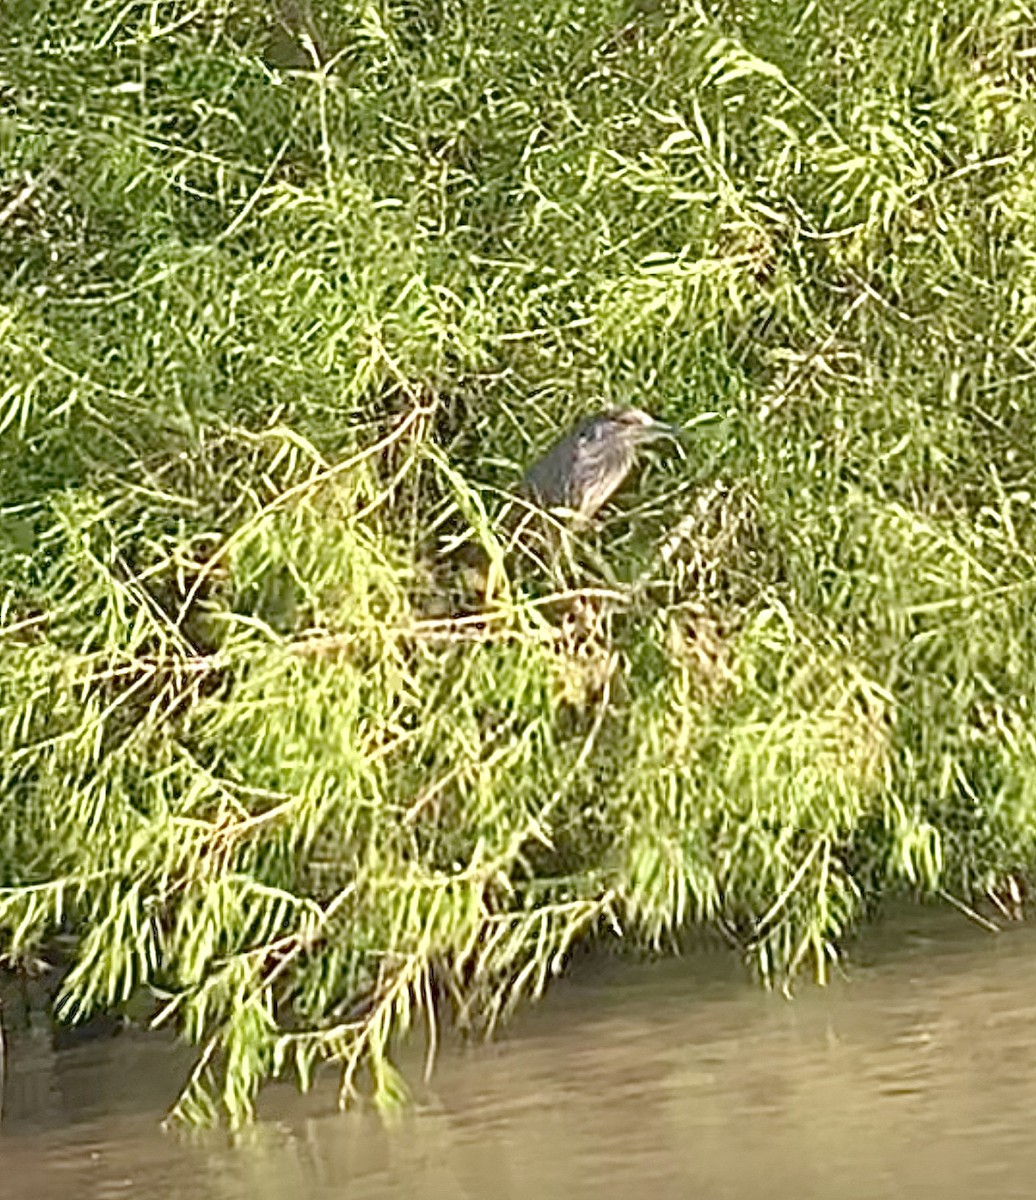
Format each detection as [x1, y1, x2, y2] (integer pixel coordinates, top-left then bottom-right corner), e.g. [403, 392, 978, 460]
[520, 408, 682, 520]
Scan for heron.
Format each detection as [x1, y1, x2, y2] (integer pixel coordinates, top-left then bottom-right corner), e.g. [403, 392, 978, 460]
[520, 407, 684, 520]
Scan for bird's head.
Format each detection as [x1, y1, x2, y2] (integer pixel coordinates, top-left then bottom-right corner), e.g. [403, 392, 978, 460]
[598, 407, 683, 445]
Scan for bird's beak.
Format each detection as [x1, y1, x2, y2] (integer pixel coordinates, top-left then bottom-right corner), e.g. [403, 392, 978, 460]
[649, 411, 722, 441]
[641, 419, 685, 442]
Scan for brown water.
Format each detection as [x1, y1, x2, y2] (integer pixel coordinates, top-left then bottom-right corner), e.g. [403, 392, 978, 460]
[4, 904, 1036, 1200]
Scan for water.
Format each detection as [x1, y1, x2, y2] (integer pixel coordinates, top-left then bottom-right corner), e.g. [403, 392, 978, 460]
[5, 904, 1036, 1200]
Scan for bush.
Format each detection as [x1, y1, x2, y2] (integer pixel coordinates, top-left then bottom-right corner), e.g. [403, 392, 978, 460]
[3, 0, 1036, 1124]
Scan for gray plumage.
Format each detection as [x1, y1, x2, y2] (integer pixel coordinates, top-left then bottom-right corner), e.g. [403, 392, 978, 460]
[520, 408, 680, 519]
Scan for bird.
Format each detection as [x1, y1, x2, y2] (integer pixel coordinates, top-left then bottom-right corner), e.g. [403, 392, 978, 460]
[519, 407, 683, 521]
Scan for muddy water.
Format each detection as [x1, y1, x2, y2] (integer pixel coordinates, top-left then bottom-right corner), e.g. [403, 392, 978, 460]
[5, 905, 1036, 1200]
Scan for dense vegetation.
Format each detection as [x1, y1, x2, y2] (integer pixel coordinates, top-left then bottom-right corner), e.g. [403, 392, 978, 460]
[3, 0, 1036, 1125]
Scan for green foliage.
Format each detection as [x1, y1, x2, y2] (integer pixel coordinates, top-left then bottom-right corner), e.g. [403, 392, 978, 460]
[4, 0, 1036, 1124]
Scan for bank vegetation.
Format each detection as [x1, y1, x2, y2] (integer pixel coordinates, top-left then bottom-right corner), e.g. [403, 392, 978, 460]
[2, 0, 1036, 1124]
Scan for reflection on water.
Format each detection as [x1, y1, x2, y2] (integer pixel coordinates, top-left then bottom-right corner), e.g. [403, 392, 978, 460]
[5, 904, 1036, 1199]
